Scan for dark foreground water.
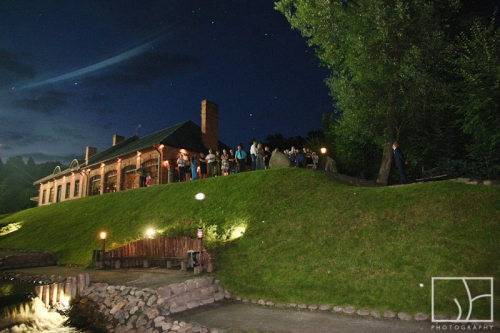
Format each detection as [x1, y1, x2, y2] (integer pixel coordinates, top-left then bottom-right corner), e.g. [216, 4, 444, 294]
[0, 280, 89, 333]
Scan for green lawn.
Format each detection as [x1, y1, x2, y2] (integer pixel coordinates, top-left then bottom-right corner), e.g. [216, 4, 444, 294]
[1, 168, 498, 319]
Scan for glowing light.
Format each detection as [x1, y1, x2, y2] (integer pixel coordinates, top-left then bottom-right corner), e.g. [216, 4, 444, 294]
[320, 147, 327, 154]
[145, 228, 155, 238]
[137, 151, 141, 156]
[159, 144, 165, 149]
[230, 226, 247, 239]
[101, 163, 105, 168]
[195, 193, 205, 200]
[100, 231, 107, 240]
[0, 222, 22, 236]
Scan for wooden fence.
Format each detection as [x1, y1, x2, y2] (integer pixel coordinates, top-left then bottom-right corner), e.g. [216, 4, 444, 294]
[102, 236, 212, 270]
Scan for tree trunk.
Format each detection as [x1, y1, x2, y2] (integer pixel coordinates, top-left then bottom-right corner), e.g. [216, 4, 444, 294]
[376, 142, 393, 186]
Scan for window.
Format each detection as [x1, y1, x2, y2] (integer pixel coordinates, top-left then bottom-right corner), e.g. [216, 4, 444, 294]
[121, 165, 136, 190]
[65, 182, 71, 199]
[74, 180, 80, 197]
[49, 188, 54, 203]
[42, 190, 46, 204]
[105, 170, 117, 193]
[56, 185, 62, 202]
[89, 176, 101, 196]
[142, 159, 158, 185]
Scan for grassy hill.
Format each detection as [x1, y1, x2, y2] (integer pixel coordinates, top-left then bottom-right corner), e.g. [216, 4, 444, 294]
[1, 168, 499, 319]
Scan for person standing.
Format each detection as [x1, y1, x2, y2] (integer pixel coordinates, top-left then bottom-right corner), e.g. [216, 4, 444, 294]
[263, 146, 272, 169]
[191, 153, 198, 180]
[392, 142, 409, 184]
[250, 140, 257, 170]
[228, 149, 237, 174]
[221, 149, 229, 176]
[235, 145, 247, 172]
[177, 153, 186, 182]
[199, 153, 208, 179]
[145, 173, 152, 186]
[255, 143, 264, 170]
[206, 149, 216, 177]
[137, 167, 146, 187]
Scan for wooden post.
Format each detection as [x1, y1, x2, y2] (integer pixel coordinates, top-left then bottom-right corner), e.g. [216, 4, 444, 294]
[43, 285, 50, 307]
[71, 277, 78, 299]
[49, 283, 57, 305]
[58, 282, 65, 302]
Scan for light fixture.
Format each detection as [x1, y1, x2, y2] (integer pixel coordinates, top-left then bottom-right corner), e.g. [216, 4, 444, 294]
[320, 147, 327, 154]
[159, 144, 165, 149]
[197, 228, 203, 239]
[146, 228, 155, 239]
[99, 231, 107, 269]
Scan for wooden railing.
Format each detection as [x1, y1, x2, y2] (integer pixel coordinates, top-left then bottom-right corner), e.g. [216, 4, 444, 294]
[102, 236, 212, 271]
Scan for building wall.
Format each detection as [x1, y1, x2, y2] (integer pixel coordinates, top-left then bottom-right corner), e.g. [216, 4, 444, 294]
[36, 145, 198, 206]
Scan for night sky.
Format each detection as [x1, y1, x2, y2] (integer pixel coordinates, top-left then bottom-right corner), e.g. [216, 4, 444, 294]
[0, 1, 333, 164]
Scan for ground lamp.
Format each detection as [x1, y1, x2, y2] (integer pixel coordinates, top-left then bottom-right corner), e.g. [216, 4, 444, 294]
[197, 227, 203, 266]
[100, 231, 107, 268]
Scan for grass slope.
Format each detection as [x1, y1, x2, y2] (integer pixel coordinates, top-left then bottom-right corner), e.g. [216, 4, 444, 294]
[1, 168, 499, 319]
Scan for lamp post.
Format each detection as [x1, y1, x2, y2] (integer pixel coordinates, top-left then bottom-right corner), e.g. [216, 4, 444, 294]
[197, 227, 203, 267]
[320, 147, 327, 170]
[100, 231, 107, 269]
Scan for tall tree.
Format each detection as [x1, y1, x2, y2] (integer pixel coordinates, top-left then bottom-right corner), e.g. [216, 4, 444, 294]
[450, 16, 500, 178]
[276, 0, 497, 183]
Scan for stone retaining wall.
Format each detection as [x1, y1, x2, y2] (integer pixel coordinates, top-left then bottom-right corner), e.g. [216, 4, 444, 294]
[0, 252, 57, 270]
[71, 276, 230, 333]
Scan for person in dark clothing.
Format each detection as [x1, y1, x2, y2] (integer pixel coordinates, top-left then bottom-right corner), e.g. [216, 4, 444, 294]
[392, 142, 408, 184]
[137, 167, 147, 187]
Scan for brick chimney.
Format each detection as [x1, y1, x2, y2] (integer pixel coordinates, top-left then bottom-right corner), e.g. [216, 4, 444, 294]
[113, 135, 124, 146]
[201, 100, 219, 151]
[85, 146, 97, 164]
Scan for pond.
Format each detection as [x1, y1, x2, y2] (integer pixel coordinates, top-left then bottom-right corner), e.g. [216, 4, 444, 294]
[0, 280, 92, 333]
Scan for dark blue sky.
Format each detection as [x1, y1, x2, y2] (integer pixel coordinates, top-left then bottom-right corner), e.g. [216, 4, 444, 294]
[0, 1, 333, 164]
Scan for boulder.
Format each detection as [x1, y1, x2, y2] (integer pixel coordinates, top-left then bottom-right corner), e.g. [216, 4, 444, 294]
[269, 152, 290, 169]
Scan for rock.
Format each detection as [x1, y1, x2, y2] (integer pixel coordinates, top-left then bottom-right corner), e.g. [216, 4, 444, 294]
[325, 156, 338, 173]
[357, 309, 370, 316]
[343, 306, 355, 314]
[308, 304, 318, 310]
[333, 306, 343, 312]
[319, 304, 331, 311]
[269, 152, 290, 169]
[398, 312, 412, 321]
[414, 312, 428, 321]
[298, 303, 308, 309]
[370, 310, 381, 318]
[383, 310, 396, 318]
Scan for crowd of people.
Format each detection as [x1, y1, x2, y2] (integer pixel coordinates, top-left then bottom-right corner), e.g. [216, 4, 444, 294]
[175, 140, 320, 182]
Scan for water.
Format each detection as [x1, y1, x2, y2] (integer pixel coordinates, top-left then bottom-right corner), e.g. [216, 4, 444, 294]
[0, 280, 89, 333]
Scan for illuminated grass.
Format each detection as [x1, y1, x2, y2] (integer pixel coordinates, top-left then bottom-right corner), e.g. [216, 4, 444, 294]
[0, 168, 498, 318]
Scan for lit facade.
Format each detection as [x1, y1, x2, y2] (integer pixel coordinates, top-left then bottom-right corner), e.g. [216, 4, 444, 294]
[33, 100, 227, 206]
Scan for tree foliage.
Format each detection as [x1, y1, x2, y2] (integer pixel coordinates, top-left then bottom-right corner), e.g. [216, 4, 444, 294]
[276, 0, 500, 182]
[0, 157, 61, 214]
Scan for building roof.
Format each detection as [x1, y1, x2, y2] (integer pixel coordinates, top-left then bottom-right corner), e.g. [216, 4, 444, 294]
[33, 119, 230, 185]
[86, 120, 207, 167]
